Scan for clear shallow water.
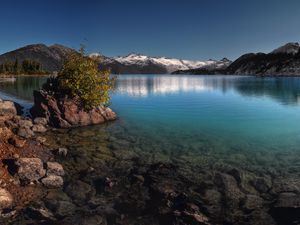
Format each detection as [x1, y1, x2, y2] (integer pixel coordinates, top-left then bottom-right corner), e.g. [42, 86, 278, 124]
[1, 75, 300, 172]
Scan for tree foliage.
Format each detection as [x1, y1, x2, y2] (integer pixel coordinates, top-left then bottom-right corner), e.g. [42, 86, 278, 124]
[58, 46, 114, 110]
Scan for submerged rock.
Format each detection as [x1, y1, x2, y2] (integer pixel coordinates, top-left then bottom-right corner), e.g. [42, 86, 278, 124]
[41, 175, 64, 188]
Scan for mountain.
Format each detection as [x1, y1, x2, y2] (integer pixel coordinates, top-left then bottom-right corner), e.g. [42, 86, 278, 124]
[0, 44, 76, 72]
[173, 42, 300, 76]
[227, 42, 300, 76]
[97, 53, 231, 74]
[172, 58, 232, 75]
[271, 42, 300, 55]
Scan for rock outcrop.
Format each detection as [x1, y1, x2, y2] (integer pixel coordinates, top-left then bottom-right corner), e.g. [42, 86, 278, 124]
[30, 90, 116, 128]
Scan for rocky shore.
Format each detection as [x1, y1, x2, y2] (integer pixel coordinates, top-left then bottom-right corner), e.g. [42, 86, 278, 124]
[0, 98, 65, 224]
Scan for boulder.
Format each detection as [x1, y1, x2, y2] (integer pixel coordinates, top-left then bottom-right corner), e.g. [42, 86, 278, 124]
[65, 180, 93, 202]
[46, 162, 65, 176]
[32, 124, 47, 133]
[18, 119, 33, 128]
[273, 192, 300, 208]
[30, 90, 116, 128]
[8, 137, 26, 148]
[33, 117, 48, 126]
[17, 126, 34, 138]
[16, 158, 46, 182]
[41, 175, 64, 188]
[0, 188, 13, 209]
[0, 101, 17, 116]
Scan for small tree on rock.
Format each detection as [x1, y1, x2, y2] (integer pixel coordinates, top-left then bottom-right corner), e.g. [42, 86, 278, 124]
[58, 46, 114, 110]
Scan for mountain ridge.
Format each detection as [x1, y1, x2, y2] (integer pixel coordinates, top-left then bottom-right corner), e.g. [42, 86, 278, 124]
[173, 42, 300, 76]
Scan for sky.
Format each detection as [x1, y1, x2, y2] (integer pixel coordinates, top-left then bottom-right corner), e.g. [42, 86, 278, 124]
[0, 0, 300, 60]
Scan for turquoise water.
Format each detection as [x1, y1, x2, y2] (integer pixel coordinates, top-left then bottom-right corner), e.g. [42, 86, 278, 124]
[1, 75, 300, 172]
[111, 75, 300, 151]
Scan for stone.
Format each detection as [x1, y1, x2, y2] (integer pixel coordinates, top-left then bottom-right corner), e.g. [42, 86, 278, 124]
[16, 158, 46, 182]
[8, 137, 26, 148]
[33, 117, 48, 126]
[17, 127, 34, 138]
[57, 147, 68, 157]
[65, 180, 93, 202]
[274, 192, 300, 208]
[18, 119, 33, 128]
[54, 200, 76, 217]
[46, 162, 65, 176]
[251, 177, 272, 193]
[0, 188, 13, 209]
[26, 203, 56, 221]
[243, 194, 263, 211]
[32, 124, 47, 133]
[41, 175, 64, 188]
[36, 136, 47, 144]
[214, 173, 245, 209]
[0, 101, 17, 116]
[270, 192, 300, 225]
[0, 127, 13, 141]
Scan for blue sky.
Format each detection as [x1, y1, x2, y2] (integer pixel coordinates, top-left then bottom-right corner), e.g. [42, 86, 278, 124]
[0, 0, 300, 60]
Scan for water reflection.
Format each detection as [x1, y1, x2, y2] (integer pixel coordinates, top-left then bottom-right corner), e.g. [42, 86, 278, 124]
[1, 75, 300, 107]
[114, 75, 300, 105]
[0, 76, 48, 101]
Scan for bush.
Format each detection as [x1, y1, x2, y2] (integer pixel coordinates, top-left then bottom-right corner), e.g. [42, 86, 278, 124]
[58, 47, 114, 110]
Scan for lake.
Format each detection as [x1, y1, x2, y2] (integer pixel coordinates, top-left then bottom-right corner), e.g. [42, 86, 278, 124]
[1, 75, 300, 172]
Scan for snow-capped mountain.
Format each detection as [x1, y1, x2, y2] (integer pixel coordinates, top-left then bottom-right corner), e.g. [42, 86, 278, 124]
[91, 52, 231, 74]
[112, 53, 230, 73]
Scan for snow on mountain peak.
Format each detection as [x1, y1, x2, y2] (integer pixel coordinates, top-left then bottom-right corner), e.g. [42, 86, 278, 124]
[113, 53, 230, 72]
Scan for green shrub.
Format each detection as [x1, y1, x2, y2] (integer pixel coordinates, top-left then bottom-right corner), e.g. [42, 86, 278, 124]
[58, 47, 114, 110]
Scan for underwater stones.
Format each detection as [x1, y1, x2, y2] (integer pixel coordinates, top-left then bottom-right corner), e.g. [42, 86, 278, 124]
[274, 192, 300, 208]
[250, 177, 272, 193]
[272, 177, 300, 194]
[214, 173, 244, 209]
[0, 188, 13, 210]
[25, 202, 56, 222]
[52, 200, 76, 217]
[16, 158, 46, 183]
[242, 194, 263, 212]
[61, 214, 107, 225]
[43, 190, 76, 217]
[65, 180, 93, 203]
[202, 189, 222, 217]
[269, 192, 300, 225]
[41, 175, 64, 188]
